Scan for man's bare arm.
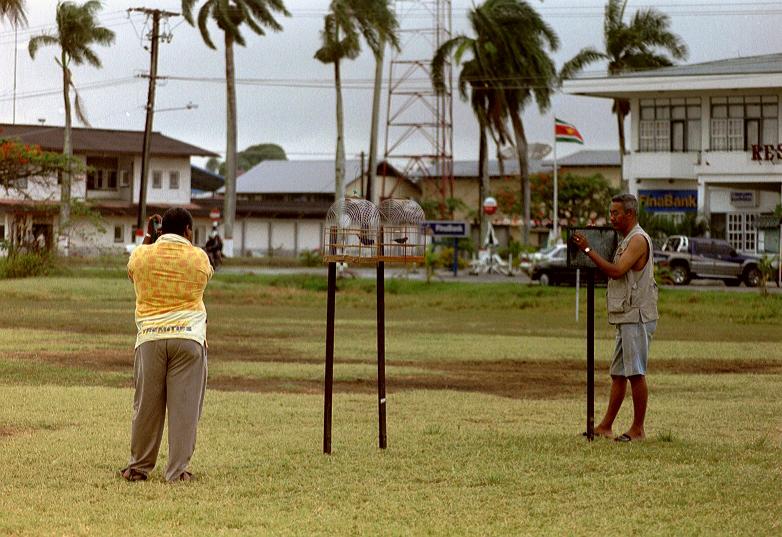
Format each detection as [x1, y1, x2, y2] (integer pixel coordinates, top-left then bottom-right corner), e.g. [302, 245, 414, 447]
[572, 233, 647, 279]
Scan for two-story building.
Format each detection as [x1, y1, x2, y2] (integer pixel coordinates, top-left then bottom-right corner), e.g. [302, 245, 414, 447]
[0, 124, 216, 254]
[564, 53, 782, 254]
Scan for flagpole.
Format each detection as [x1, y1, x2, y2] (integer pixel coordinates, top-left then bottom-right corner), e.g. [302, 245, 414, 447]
[553, 117, 559, 244]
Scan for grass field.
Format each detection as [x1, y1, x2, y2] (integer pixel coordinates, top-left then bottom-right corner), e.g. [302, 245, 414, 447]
[0, 271, 780, 536]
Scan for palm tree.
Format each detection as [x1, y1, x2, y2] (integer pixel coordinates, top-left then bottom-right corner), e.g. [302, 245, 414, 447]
[435, 0, 558, 245]
[432, 33, 508, 248]
[315, 0, 398, 203]
[561, 0, 688, 191]
[182, 0, 290, 257]
[28, 1, 114, 250]
[0, 0, 26, 26]
[366, 1, 399, 204]
[480, 0, 559, 245]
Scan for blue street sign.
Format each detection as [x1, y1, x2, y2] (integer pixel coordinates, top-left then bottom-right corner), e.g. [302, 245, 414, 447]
[423, 221, 470, 238]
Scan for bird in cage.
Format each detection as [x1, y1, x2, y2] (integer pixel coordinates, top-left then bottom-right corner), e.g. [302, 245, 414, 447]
[358, 225, 375, 246]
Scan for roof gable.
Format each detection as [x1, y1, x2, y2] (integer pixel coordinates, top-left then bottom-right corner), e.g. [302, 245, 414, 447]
[0, 124, 216, 157]
[545, 150, 620, 167]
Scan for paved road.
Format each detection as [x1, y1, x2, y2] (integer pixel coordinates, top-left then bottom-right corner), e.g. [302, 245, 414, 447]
[219, 264, 782, 293]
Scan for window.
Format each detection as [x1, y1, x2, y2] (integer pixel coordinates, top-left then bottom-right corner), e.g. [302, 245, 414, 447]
[727, 213, 757, 253]
[0, 224, 5, 240]
[114, 225, 124, 243]
[169, 171, 179, 189]
[86, 156, 120, 190]
[710, 96, 778, 151]
[152, 171, 162, 189]
[119, 170, 130, 188]
[639, 98, 701, 152]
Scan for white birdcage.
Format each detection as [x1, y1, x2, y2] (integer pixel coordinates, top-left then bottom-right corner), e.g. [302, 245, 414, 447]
[322, 198, 381, 264]
[378, 199, 427, 263]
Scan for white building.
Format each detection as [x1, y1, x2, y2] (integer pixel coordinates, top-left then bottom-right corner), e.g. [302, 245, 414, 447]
[0, 124, 216, 254]
[214, 159, 357, 257]
[211, 159, 419, 257]
[564, 53, 782, 254]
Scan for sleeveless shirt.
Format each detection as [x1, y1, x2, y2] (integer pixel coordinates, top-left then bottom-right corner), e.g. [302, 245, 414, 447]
[606, 224, 659, 325]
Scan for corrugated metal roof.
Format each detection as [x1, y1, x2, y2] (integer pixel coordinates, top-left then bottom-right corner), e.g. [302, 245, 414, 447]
[576, 53, 782, 80]
[0, 124, 216, 157]
[410, 159, 548, 179]
[191, 165, 224, 192]
[231, 159, 362, 194]
[546, 149, 620, 167]
[224, 157, 554, 196]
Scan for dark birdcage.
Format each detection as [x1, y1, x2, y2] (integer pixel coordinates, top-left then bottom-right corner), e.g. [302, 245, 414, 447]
[378, 199, 427, 263]
[322, 197, 381, 264]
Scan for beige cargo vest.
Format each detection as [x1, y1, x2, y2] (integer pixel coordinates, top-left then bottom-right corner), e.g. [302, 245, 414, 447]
[606, 224, 659, 325]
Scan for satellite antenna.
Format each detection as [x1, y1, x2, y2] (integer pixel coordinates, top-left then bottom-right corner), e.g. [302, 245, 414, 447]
[528, 143, 553, 160]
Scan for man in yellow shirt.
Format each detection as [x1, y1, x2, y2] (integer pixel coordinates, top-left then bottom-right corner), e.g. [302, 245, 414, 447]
[120, 208, 213, 482]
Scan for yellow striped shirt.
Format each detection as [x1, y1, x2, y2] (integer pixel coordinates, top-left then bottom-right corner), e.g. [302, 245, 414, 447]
[128, 233, 213, 348]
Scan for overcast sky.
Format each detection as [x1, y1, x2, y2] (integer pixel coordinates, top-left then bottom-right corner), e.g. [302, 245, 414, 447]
[2, 0, 780, 167]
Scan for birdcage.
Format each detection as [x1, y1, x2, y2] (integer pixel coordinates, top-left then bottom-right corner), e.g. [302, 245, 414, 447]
[378, 199, 427, 264]
[322, 197, 381, 264]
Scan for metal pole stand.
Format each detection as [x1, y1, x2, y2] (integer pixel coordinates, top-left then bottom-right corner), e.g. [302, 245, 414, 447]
[377, 261, 387, 449]
[586, 268, 595, 441]
[323, 262, 336, 454]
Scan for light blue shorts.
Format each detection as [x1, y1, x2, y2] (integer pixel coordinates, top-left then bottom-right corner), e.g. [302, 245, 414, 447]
[610, 320, 657, 377]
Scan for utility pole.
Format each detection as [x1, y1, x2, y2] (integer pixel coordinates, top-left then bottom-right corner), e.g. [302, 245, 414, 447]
[130, 8, 178, 240]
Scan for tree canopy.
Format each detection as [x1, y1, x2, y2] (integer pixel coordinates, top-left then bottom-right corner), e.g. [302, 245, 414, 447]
[206, 143, 287, 175]
[0, 138, 80, 192]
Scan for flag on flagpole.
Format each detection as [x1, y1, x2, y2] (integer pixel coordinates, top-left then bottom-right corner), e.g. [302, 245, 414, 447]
[555, 118, 585, 144]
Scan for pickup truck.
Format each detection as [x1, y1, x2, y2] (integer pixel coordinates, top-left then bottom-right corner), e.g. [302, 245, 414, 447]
[655, 235, 762, 287]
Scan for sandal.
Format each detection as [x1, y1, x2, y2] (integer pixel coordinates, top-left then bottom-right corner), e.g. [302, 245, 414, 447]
[120, 468, 148, 482]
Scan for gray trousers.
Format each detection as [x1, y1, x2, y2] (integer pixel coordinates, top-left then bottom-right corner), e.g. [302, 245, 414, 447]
[124, 338, 207, 482]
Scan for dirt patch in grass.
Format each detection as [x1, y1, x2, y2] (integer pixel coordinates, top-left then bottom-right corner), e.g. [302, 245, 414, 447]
[4, 350, 133, 371]
[0, 426, 34, 439]
[208, 358, 782, 400]
[5, 351, 782, 400]
[0, 426, 21, 438]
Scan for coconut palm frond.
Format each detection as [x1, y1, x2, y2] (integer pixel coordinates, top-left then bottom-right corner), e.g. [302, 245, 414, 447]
[184, 0, 290, 49]
[0, 0, 27, 27]
[28, 34, 59, 59]
[72, 83, 90, 127]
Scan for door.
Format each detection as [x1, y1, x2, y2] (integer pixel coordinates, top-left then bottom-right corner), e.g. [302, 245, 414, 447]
[727, 213, 757, 254]
[689, 240, 715, 276]
[712, 241, 743, 279]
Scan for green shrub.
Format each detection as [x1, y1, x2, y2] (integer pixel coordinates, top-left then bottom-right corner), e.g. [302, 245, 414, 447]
[758, 255, 775, 296]
[298, 249, 323, 267]
[0, 251, 55, 279]
[654, 264, 674, 285]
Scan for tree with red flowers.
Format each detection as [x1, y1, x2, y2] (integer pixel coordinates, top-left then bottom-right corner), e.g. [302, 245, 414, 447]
[0, 138, 75, 195]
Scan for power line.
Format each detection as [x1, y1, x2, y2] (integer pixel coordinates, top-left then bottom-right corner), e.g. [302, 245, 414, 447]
[0, 77, 140, 102]
[0, 1, 780, 44]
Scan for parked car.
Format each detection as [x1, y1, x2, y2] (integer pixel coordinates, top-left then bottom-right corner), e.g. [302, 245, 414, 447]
[519, 244, 563, 273]
[655, 235, 762, 286]
[528, 244, 608, 286]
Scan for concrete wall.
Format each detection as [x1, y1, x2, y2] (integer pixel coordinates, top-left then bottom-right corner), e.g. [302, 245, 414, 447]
[132, 156, 192, 205]
[231, 218, 323, 257]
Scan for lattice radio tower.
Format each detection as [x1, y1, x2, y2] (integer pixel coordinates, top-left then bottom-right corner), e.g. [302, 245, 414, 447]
[382, 0, 453, 214]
